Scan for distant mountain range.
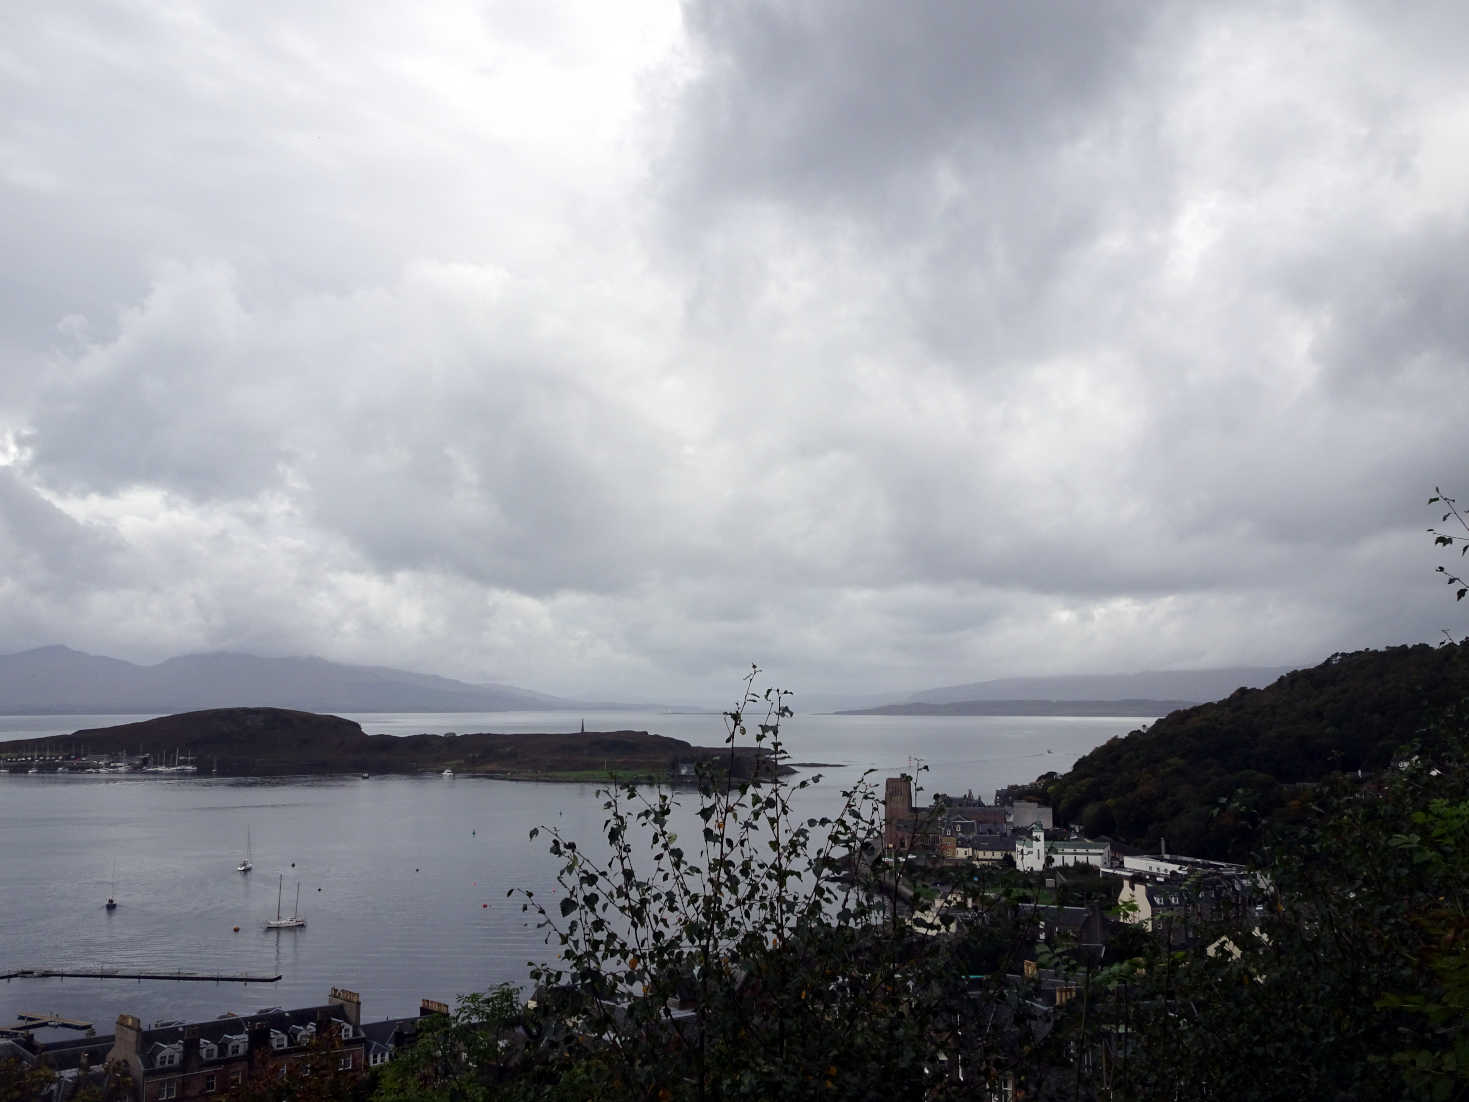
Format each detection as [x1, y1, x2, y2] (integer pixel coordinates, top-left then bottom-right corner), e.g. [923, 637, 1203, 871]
[900, 667, 1298, 707]
[0, 646, 1305, 717]
[0, 646, 592, 715]
[837, 699, 1201, 718]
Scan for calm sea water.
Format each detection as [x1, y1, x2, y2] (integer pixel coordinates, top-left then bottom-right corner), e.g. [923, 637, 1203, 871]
[0, 710, 1151, 1035]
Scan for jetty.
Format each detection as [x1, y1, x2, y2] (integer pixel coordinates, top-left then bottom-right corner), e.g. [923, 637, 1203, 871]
[4, 1011, 94, 1032]
[1, 967, 282, 984]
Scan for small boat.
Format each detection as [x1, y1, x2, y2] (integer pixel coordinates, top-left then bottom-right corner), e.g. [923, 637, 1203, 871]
[264, 875, 306, 930]
[442, 768, 454, 777]
[237, 828, 253, 874]
[105, 862, 118, 910]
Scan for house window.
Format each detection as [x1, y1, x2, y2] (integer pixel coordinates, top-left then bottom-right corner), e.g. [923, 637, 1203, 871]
[204, 1074, 217, 1093]
[199, 1041, 217, 1061]
[369, 1051, 387, 1067]
[338, 1055, 353, 1071]
[159, 1083, 177, 1100]
[339, 1023, 354, 1039]
[271, 1031, 288, 1050]
[156, 1051, 179, 1068]
[229, 1071, 242, 1087]
[227, 1040, 246, 1057]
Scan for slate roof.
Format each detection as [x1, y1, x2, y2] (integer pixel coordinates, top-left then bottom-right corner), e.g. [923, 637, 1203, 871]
[131, 1004, 355, 1069]
[359, 1018, 420, 1050]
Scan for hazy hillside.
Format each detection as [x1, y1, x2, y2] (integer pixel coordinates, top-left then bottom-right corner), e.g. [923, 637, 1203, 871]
[838, 699, 1196, 717]
[0, 646, 581, 714]
[908, 666, 1298, 706]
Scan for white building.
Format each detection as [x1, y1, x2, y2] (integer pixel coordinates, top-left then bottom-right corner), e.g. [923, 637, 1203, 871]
[1014, 824, 1111, 872]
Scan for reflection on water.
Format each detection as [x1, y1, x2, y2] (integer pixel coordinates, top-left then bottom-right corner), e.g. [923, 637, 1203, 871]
[0, 711, 1151, 1031]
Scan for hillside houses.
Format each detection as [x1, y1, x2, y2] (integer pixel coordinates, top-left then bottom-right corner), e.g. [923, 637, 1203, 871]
[882, 774, 1255, 937]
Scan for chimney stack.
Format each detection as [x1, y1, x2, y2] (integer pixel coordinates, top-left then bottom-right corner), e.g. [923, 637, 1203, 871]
[328, 987, 361, 1028]
[108, 1014, 144, 1088]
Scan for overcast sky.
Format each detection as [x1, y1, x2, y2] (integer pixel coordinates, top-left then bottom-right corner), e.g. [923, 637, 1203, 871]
[1, 1, 1466, 703]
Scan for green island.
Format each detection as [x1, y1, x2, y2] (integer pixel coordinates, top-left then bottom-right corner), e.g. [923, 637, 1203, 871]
[0, 708, 780, 782]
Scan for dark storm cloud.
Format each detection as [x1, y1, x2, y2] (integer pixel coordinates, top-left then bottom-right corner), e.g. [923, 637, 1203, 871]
[0, 0, 1464, 699]
[640, 0, 1469, 690]
[673, 2, 1163, 204]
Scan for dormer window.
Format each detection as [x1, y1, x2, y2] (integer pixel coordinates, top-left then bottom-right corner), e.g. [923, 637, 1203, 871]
[226, 1036, 246, 1058]
[338, 1023, 354, 1039]
[199, 1041, 218, 1060]
[154, 1046, 182, 1068]
[270, 1030, 288, 1050]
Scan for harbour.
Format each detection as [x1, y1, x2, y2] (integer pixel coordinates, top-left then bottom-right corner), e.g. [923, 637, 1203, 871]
[0, 710, 1147, 1032]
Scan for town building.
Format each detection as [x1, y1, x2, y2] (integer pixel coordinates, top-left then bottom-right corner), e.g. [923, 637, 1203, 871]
[5, 987, 434, 1102]
[106, 987, 375, 1102]
[1109, 854, 1260, 945]
[1013, 823, 1111, 872]
[884, 777, 1020, 856]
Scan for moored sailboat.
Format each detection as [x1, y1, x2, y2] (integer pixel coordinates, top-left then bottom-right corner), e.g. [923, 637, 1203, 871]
[264, 875, 305, 929]
[237, 828, 253, 874]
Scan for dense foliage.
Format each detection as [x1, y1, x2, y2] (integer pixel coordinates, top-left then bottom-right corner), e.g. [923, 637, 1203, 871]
[1046, 642, 1469, 858]
[513, 671, 962, 1100]
[1116, 706, 1469, 1101]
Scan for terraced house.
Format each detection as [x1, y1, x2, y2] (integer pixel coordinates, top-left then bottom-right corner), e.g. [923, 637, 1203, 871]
[101, 987, 423, 1102]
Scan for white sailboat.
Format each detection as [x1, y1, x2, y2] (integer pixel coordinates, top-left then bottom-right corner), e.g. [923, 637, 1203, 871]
[264, 875, 306, 929]
[237, 828, 253, 873]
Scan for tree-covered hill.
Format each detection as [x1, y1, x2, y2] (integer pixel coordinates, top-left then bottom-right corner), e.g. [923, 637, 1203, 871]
[1043, 642, 1469, 859]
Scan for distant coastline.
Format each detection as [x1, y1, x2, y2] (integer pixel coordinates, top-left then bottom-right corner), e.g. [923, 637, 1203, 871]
[836, 698, 1189, 718]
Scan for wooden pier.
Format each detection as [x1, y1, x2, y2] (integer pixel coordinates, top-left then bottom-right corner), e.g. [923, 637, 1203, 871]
[1, 968, 282, 984]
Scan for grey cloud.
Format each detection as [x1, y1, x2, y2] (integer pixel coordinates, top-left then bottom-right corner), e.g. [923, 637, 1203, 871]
[1289, 216, 1469, 389]
[22, 264, 288, 500]
[674, 1, 1163, 207]
[0, 467, 124, 593]
[0, 0, 1465, 701]
[18, 260, 693, 600]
